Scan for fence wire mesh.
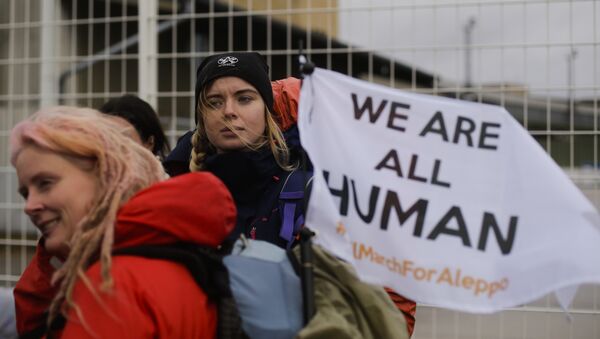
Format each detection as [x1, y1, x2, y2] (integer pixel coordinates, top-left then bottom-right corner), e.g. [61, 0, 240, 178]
[0, 1, 598, 338]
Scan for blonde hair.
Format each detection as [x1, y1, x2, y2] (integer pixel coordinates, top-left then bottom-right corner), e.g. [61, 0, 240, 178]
[10, 106, 165, 326]
[190, 87, 292, 172]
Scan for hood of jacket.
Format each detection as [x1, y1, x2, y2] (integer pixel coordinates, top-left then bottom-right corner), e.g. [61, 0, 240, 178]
[113, 172, 236, 249]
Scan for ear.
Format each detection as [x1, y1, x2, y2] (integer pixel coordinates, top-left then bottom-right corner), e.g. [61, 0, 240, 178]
[144, 136, 155, 152]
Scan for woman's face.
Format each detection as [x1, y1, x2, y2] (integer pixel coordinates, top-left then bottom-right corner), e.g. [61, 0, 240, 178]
[15, 145, 99, 258]
[203, 76, 267, 153]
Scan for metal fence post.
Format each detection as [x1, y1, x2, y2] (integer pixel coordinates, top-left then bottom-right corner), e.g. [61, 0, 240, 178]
[138, 0, 158, 109]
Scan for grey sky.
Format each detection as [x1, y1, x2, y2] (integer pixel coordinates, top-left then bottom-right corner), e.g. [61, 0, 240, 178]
[338, 0, 599, 99]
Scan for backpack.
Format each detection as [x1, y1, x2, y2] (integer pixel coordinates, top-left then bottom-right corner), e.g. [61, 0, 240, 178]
[222, 238, 304, 339]
[223, 237, 410, 339]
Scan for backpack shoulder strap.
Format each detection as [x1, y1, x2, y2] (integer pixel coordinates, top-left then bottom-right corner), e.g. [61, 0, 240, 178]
[19, 311, 66, 339]
[112, 244, 227, 300]
[279, 169, 313, 248]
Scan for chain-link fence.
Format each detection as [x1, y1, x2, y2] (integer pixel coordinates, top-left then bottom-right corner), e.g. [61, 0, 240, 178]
[1, 1, 598, 338]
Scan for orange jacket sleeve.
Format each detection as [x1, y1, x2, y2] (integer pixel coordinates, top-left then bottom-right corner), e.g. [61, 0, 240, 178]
[384, 287, 417, 336]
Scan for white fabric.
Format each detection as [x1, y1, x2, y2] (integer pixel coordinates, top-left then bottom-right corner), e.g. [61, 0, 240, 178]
[298, 67, 600, 313]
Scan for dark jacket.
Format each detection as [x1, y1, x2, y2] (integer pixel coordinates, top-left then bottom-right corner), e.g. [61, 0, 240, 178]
[164, 125, 310, 249]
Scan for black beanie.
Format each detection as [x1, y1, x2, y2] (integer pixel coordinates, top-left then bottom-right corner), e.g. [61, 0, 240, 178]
[194, 52, 273, 124]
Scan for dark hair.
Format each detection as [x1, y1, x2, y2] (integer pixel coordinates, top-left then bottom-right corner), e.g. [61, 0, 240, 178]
[99, 94, 170, 159]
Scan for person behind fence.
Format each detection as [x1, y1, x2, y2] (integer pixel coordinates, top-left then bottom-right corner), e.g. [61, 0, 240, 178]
[165, 52, 311, 249]
[99, 94, 170, 160]
[10, 106, 236, 338]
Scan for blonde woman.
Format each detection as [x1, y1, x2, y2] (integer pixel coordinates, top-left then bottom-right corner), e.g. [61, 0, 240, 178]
[11, 107, 235, 338]
[164, 52, 310, 249]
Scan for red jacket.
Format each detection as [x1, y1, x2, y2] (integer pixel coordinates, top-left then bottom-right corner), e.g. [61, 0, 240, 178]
[271, 77, 301, 131]
[14, 172, 236, 338]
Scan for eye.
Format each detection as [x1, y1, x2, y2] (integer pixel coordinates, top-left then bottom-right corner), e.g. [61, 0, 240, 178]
[207, 98, 223, 109]
[238, 95, 255, 105]
[37, 178, 54, 192]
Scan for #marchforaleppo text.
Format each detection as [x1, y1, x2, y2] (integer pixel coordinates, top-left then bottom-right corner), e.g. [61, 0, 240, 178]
[353, 241, 509, 298]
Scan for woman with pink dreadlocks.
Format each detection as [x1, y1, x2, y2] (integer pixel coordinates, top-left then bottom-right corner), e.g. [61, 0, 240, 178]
[11, 107, 236, 338]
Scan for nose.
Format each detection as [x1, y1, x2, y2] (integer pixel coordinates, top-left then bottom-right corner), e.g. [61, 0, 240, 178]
[24, 192, 44, 217]
[222, 98, 238, 120]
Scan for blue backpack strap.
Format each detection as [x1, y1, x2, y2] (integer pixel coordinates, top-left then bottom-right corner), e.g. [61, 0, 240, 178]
[279, 169, 313, 249]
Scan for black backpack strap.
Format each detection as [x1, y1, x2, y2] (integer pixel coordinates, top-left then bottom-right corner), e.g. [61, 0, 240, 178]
[18, 307, 68, 339]
[113, 244, 228, 300]
[19, 323, 46, 339]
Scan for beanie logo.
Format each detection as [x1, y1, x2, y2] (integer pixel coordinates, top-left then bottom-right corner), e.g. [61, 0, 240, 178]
[217, 56, 239, 67]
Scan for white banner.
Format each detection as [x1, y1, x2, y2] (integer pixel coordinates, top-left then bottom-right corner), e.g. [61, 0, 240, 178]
[298, 67, 600, 313]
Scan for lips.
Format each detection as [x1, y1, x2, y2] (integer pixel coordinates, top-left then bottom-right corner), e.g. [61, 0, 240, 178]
[36, 218, 59, 237]
[220, 127, 244, 133]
